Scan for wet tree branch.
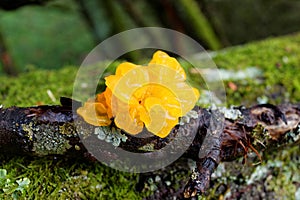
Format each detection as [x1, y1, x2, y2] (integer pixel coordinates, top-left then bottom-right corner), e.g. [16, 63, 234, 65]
[1, 98, 300, 198]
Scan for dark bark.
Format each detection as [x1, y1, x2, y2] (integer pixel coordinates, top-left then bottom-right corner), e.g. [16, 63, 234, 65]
[1, 97, 300, 198]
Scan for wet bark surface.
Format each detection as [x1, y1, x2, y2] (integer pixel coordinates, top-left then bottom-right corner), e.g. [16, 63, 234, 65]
[1, 98, 300, 198]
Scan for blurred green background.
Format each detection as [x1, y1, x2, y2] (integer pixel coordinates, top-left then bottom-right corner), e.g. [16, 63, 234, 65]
[0, 0, 300, 75]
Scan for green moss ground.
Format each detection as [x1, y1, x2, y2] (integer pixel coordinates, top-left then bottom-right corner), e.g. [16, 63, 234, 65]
[214, 32, 300, 106]
[1, 33, 300, 199]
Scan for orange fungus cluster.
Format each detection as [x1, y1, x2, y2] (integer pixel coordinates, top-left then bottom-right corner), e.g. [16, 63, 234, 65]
[77, 51, 200, 138]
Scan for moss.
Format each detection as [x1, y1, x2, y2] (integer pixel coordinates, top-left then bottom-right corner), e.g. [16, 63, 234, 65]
[0, 156, 144, 199]
[0, 66, 76, 107]
[213, 32, 300, 106]
[262, 146, 300, 199]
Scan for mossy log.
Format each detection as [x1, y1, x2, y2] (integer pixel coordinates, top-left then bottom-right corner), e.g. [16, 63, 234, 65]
[0, 97, 299, 198]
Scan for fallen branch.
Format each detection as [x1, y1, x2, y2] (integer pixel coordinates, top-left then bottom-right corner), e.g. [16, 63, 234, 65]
[1, 97, 300, 198]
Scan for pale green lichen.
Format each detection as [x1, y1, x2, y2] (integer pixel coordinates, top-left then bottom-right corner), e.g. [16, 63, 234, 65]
[197, 90, 222, 107]
[285, 131, 300, 143]
[146, 178, 158, 191]
[33, 124, 72, 156]
[74, 145, 81, 151]
[94, 126, 127, 147]
[211, 163, 225, 179]
[282, 123, 300, 145]
[246, 164, 270, 185]
[179, 110, 199, 126]
[138, 143, 155, 152]
[0, 168, 31, 198]
[256, 95, 269, 104]
[251, 124, 270, 147]
[211, 105, 243, 120]
[22, 122, 72, 156]
[22, 123, 34, 141]
[190, 169, 198, 180]
[59, 122, 77, 136]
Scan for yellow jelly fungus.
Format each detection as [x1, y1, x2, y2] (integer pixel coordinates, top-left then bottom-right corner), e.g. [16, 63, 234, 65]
[77, 50, 200, 138]
[77, 87, 113, 126]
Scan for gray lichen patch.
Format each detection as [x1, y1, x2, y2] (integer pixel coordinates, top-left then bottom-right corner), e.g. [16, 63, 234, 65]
[22, 122, 72, 156]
